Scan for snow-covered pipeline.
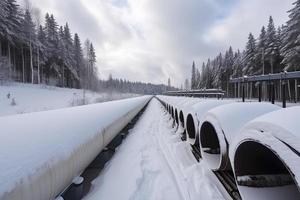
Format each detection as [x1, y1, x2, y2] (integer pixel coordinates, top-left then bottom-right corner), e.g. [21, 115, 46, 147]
[230, 107, 300, 200]
[185, 100, 234, 146]
[157, 95, 200, 130]
[0, 96, 151, 200]
[198, 102, 280, 171]
[159, 96, 300, 199]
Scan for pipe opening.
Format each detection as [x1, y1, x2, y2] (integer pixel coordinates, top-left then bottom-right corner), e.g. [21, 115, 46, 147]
[179, 111, 184, 127]
[200, 121, 221, 169]
[234, 141, 300, 200]
[171, 107, 174, 118]
[175, 109, 179, 124]
[186, 114, 196, 139]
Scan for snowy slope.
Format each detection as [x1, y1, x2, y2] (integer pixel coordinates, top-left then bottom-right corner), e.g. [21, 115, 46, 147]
[84, 99, 225, 200]
[0, 83, 139, 116]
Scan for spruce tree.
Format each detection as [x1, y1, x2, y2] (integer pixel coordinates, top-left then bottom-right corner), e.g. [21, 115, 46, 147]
[243, 33, 257, 75]
[191, 61, 196, 89]
[281, 0, 300, 71]
[265, 16, 280, 73]
[256, 26, 267, 74]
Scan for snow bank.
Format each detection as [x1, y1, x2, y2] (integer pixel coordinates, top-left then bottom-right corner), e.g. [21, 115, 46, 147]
[0, 96, 151, 200]
[199, 102, 280, 171]
[230, 106, 300, 200]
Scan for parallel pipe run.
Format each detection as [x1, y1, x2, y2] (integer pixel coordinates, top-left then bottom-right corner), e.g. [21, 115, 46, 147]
[185, 100, 233, 146]
[230, 107, 300, 200]
[199, 103, 280, 171]
[0, 96, 151, 200]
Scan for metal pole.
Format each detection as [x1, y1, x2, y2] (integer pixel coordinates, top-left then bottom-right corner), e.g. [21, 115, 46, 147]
[268, 82, 272, 102]
[282, 80, 286, 108]
[258, 83, 262, 102]
[271, 83, 275, 104]
[242, 83, 245, 102]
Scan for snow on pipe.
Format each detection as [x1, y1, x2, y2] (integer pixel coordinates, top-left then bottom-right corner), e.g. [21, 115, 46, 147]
[230, 107, 300, 200]
[0, 96, 151, 200]
[185, 100, 234, 146]
[157, 96, 190, 121]
[199, 103, 280, 171]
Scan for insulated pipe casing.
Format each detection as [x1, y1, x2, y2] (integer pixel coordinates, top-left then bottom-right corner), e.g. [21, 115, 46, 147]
[199, 102, 280, 171]
[230, 108, 300, 200]
[185, 100, 234, 145]
[0, 96, 151, 200]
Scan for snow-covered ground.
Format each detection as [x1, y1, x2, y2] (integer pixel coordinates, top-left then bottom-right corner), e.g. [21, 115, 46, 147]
[0, 83, 139, 116]
[84, 99, 226, 200]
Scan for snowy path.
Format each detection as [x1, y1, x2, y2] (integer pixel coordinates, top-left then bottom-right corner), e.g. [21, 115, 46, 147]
[84, 98, 225, 200]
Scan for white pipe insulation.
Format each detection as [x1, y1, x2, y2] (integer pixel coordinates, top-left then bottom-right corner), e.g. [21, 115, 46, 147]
[199, 102, 280, 171]
[0, 96, 151, 200]
[230, 106, 300, 200]
[185, 100, 233, 146]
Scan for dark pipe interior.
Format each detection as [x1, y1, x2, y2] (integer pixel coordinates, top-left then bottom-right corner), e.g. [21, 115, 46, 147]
[234, 141, 300, 200]
[175, 109, 179, 124]
[171, 107, 174, 118]
[179, 111, 184, 127]
[200, 122, 220, 154]
[186, 114, 196, 139]
[235, 141, 289, 177]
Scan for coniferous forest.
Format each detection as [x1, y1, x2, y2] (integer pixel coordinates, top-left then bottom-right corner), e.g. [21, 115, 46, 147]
[0, 0, 99, 90]
[0, 0, 172, 95]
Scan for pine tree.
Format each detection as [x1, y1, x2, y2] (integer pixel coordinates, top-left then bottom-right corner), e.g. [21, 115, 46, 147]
[256, 26, 267, 74]
[196, 68, 201, 89]
[6, 0, 22, 42]
[63, 23, 78, 84]
[243, 33, 257, 75]
[22, 9, 36, 83]
[281, 0, 300, 71]
[265, 16, 280, 74]
[0, 0, 8, 37]
[232, 50, 243, 78]
[191, 61, 196, 89]
[74, 33, 84, 87]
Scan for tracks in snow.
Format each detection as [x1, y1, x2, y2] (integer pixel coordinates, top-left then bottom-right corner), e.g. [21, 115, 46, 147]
[84, 99, 225, 200]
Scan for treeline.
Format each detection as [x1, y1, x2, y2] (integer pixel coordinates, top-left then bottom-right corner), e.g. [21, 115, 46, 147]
[98, 75, 177, 95]
[0, 0, 98, 90]
[191, 0, 300, 100]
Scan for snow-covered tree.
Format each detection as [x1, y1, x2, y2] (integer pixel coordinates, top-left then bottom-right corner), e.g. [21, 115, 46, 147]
[243, 33, 257, 75]
[265, 16, 280, 74]
[21, 9, 36, 83]
[281, 0, 300, 71]
[74, 33, 84, 87]
[256, 26, 267, 74]
[191, 61, 196, 89]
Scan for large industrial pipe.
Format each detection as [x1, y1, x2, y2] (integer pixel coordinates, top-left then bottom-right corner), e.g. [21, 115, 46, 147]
[199, 102, 280, 171]
[0, 96, 151, 200]
[230, 107, 300, 200]
[176, 99, 200, 128]
[185, 100, 233, 146]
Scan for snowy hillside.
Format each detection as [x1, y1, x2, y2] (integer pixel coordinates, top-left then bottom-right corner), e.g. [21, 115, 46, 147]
[0, 83, 139, 116]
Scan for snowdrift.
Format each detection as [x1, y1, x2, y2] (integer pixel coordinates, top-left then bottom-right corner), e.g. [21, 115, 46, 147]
[230, 107, 300, 200]
[199, 102, 280, 171]
[0, 96, 151, 200]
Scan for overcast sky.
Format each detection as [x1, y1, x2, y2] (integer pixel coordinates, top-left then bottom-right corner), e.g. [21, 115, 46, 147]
[19, 0, 294, 86]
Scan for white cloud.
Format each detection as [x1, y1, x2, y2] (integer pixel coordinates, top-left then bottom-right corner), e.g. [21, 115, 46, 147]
[19, 0, 295, 86]
[204, 0, 294, 50]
